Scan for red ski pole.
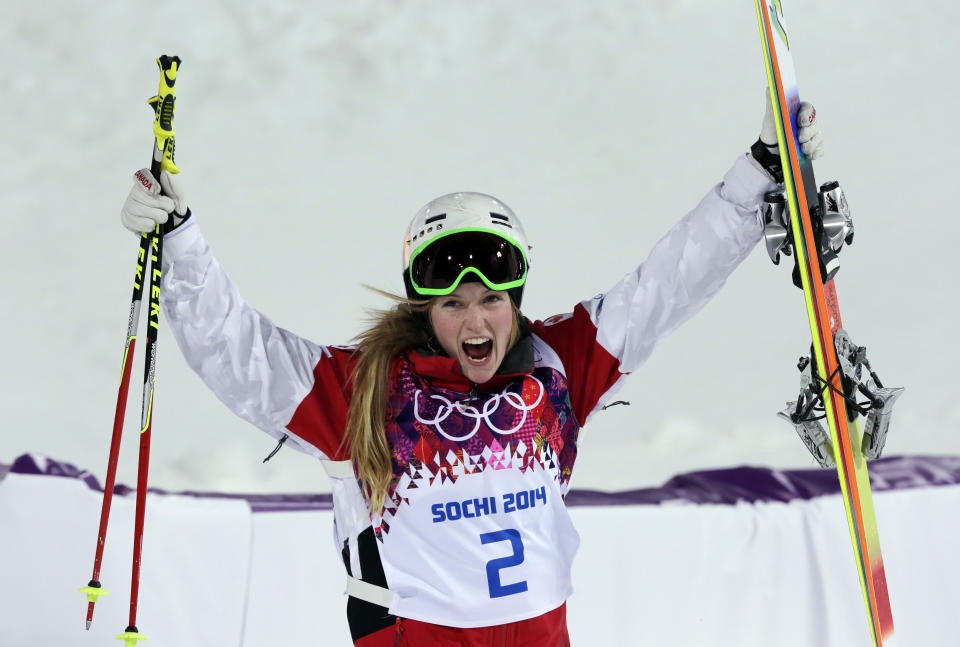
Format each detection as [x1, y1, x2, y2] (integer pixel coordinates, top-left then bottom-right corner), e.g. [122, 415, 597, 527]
[78, 234, 149, 629]
[116, 54, 182, 647]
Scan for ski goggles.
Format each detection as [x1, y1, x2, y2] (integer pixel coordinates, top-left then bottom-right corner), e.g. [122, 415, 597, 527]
[408, 229, 528, 296]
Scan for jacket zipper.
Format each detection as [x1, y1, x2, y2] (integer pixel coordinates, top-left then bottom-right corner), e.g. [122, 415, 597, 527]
[394, 617, 404, 646]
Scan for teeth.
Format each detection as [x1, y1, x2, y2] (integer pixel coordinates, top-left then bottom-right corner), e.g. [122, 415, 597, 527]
[463, 337, 491, 345]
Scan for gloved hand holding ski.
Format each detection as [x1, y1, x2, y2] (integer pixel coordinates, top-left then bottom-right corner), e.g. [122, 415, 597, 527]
[750, 88, 823, 183]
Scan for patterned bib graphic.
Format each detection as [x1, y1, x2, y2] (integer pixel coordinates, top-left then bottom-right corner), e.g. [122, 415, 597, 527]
[375, 364, 580, 539]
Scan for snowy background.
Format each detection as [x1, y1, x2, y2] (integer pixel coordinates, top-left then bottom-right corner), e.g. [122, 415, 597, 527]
[2, 0, 958, 496]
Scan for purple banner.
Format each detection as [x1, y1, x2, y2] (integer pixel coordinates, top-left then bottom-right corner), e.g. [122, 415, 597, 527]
[6, 453, 960, 512]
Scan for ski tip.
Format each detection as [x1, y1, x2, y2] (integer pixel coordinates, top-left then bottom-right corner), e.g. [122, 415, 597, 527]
[86, 621, 91, 631]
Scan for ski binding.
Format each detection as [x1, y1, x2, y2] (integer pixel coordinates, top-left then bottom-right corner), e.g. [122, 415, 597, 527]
[778, 328, 904, 468]
[763, 180, 855, 288]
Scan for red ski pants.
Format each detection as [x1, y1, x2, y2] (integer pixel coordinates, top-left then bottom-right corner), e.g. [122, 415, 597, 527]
[355, 602, 570, 647]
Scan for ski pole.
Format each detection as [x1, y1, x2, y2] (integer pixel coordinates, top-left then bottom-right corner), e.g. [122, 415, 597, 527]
[78, 233, 150, 629]
[116, 54, 182, 647]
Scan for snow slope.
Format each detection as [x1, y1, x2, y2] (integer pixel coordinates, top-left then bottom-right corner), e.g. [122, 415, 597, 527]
[2, 0, 958, 494]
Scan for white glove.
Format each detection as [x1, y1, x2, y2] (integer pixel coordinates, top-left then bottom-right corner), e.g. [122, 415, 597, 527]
[120, 169, 189, 234]
[753, 88, 825, 182]
[760, 90, 823, 160]
[795, 103, 824, 160]
[758, 89, 824, 159]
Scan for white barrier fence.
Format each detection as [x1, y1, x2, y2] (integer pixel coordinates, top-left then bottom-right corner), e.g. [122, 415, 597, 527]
[1, 455, 957, 646]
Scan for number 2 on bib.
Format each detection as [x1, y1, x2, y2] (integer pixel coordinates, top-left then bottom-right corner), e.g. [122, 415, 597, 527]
[479, 529, 528, 599]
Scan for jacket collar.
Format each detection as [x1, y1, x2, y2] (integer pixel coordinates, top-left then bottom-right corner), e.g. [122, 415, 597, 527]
[404, 319, 534, 392]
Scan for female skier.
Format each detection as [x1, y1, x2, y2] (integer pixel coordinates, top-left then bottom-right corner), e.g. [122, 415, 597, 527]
[119, 97, 823, 646]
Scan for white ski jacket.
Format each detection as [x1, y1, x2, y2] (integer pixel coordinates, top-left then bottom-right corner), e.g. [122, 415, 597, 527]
[159, 154, 773, 633]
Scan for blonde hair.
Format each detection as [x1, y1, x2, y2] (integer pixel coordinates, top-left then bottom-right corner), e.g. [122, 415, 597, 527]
[344, 288, 521, 514]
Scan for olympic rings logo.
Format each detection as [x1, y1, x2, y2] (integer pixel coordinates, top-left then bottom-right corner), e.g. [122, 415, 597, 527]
[413, 376, 545, 442]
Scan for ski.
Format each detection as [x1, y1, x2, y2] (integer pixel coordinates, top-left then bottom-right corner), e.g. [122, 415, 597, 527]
[753, 3, 897, 646]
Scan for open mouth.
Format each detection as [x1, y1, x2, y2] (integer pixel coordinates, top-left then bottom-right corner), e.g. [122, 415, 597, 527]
[462, 337, 493, 363]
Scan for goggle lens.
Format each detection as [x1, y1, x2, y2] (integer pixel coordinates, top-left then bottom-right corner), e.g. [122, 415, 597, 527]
[410, 231, 526, 294]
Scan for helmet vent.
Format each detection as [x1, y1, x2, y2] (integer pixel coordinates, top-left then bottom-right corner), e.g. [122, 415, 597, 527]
[425, 213, 447, 224]
[489, 212, 512, 228]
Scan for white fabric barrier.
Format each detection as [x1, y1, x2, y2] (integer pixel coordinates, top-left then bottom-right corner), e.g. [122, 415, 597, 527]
[1, 456, 957, 646]
[568, 487, 959, 646]
[0, 467, 251, 647]
[242, 510, 352, 646]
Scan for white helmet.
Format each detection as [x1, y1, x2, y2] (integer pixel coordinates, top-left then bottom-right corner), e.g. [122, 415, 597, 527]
[402, 192, 531, 307]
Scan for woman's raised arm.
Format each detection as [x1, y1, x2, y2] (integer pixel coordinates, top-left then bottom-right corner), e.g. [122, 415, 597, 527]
[119, 169, 353, 460]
